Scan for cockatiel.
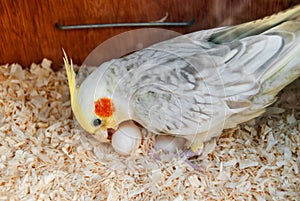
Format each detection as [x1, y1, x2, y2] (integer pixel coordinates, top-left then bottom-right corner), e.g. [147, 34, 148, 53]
[64, 5, 300, 158]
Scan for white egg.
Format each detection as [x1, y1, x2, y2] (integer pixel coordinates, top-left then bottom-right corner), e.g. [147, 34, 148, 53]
[111, 121, 142, 155]
[154, 135, 186, 154]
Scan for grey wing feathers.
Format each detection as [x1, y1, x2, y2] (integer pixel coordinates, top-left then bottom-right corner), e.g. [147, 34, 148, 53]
[115, 6, 300, 135]
[126, 35, 283, 134]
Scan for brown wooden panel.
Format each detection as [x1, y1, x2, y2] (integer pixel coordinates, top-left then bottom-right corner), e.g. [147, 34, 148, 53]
[0, 0, 299, 69]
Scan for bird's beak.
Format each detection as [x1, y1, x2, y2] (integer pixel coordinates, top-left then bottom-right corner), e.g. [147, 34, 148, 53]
[93, 123, 118, 143]
[94, 128, 109, 142]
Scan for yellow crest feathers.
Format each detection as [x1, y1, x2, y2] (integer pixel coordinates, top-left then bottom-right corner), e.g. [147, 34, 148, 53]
[63, 50, 82, 123]
[63, 50, 77, 103]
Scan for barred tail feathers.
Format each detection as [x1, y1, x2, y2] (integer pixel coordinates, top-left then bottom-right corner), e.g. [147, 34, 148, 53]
[210, 4, 300, 43]
[260, 21, 300, 97]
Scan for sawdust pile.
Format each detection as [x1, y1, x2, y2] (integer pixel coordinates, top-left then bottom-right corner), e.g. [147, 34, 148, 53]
[0, 59, 299, 200]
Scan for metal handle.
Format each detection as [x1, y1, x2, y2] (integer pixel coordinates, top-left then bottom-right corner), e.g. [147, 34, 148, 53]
[56, 19, 195, 30]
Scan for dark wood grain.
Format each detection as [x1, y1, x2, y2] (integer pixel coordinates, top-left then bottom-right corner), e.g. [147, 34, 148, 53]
[0, 0, 299, 69]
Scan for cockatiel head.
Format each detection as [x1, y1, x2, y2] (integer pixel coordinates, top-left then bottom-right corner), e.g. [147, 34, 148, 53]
[63, 54, 126, 141]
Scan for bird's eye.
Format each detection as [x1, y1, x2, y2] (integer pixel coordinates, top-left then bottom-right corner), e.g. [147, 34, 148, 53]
[92, 118, 102, 127]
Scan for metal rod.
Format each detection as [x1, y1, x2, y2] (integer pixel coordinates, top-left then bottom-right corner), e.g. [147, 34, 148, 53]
[56, 19, 195, 30]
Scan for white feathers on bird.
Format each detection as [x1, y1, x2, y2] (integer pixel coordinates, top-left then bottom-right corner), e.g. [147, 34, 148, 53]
[64, 5, 300, 158]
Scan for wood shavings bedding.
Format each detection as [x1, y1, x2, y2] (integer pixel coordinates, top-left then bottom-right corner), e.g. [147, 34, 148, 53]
[0, 59, 299, 200]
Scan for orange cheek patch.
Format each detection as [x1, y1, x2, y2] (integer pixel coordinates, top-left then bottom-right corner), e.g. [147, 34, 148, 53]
[94, 97, 115, 117]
